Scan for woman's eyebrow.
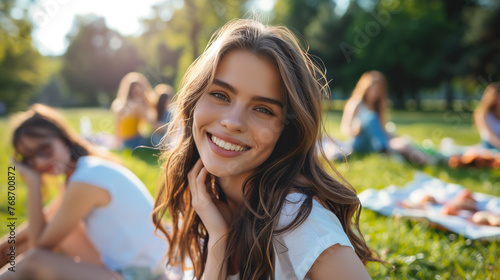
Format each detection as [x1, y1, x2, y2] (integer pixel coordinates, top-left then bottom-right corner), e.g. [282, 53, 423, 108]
[213, 79, 237, 94]
[252, 96, 284, 108]
[213, 78, 284, 108]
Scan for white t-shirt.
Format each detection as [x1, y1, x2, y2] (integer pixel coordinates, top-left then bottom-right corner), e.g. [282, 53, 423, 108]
[68, 156, 167, 272]
[183, 193, 354, 280]
[273, 193, 354, 280]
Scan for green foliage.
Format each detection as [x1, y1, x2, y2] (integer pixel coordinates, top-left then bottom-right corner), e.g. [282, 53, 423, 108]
[0, 2, 48, 114]
[62, 16, 144, 106]
[279, 0, 498, 109]
[136, 0, 250, 89]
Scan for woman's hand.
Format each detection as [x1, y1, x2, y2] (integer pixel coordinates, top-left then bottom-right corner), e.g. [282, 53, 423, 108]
[188, 159, 229, 240]
[188, 159, 229, 279]
[11, 158, 42, 189]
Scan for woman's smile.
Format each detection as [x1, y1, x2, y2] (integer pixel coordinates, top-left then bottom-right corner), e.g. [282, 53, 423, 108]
[207, 132, 251, 157]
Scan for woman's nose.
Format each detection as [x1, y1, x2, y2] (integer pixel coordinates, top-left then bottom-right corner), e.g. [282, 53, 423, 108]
[220, 105, 247, 133]
[33, 155, 51, 171]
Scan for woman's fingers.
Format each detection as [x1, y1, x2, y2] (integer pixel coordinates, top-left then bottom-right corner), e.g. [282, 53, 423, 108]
[187, 159, 229, 237]
[188, 159, 211, 210]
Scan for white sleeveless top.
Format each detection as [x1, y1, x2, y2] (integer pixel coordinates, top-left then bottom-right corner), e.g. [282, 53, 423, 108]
[482, 111, 500, 142]
[68, 156, 167, 272]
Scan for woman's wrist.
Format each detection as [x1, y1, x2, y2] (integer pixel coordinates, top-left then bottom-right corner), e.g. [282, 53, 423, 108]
[27, 177, 42, 190]
[208, 234, 227, 252]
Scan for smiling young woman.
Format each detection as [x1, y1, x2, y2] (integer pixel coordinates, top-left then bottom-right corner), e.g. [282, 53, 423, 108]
[153, 19, 382, 280]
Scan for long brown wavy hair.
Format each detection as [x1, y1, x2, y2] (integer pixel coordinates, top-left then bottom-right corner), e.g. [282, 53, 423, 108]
[153, 19, 380, 279]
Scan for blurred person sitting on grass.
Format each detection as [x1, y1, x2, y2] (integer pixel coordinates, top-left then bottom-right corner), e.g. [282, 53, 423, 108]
[0, 104, 171, 280]
[341, 70, 433, 165]
[474, 82, 500, 152]
[112, 72, 156, 149]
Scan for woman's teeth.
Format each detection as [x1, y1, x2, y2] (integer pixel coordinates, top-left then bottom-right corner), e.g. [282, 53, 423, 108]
[211, 135, 248, 152]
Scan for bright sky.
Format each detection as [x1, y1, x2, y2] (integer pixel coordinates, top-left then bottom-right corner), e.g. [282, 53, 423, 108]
[19, 0, 275, 56]
[24, 0, 168, 56]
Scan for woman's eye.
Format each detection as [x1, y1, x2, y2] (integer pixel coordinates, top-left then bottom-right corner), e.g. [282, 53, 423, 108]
[211, 92, 229, 101]
[255, 107, 274, 115]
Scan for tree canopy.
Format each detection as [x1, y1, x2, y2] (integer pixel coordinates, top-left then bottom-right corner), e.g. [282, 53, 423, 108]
[1, 0, 498, 112]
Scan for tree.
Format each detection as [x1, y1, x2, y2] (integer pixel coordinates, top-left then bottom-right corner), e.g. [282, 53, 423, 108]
[137, 0, 252, 88]
[462, 3, 500, 88]
[0, 0, 47, 114]
[61, 15, 143, 106]
[305, 0, 475, 109]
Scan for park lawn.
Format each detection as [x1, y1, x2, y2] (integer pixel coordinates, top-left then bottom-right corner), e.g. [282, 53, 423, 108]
[1, 108, 499, 279]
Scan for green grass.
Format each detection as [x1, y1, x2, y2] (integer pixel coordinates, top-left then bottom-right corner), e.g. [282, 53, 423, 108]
[1, 108, 499, 279]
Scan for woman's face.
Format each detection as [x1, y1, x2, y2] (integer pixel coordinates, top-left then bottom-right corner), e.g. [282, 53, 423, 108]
[365, 82, 383, 105]
[16, 134, 72, 176]
[129, 84, 145, 101]
[192, 50, 284, 179]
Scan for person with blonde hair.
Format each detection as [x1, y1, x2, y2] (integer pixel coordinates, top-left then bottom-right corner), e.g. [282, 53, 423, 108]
[341, 71, 432, 164]
[474, 82, 500, 151]
[0, 104, 168, 280]
[111, 72, 156, 149]
[153, 19, 381, 279]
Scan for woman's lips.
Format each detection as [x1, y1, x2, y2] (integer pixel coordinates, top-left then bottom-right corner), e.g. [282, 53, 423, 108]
[207, 133, 250, 157]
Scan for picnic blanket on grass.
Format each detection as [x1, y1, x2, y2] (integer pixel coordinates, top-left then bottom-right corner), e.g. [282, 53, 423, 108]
[359, 172, 500, 240]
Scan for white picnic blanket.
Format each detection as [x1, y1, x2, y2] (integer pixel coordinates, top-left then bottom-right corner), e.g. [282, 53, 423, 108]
[359, 172, 500, 240]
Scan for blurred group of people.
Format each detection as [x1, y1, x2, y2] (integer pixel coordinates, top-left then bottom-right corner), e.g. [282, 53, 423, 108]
[110, 72, 174, 149]
[339, 70, 500, 168]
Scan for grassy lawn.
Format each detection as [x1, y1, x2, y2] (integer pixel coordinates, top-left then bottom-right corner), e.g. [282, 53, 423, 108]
[1, 108, 499, 279]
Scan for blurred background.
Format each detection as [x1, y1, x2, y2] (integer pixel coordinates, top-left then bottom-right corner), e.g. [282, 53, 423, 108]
[1, 0, 499, 279]
[1, 0, 499, 113]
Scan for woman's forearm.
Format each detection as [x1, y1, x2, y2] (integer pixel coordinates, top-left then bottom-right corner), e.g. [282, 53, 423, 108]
[27, 182, 46, 246]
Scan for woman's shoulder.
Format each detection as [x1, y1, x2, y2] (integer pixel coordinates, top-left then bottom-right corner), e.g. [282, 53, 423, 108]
[274, 188, 354, 279]
[70, 156, 121, 180]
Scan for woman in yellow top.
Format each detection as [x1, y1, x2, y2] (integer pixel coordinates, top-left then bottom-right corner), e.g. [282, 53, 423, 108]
[111, 72, 156, 149]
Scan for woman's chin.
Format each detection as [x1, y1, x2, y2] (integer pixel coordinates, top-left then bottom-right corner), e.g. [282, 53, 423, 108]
[202, 161, 241, 178]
